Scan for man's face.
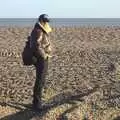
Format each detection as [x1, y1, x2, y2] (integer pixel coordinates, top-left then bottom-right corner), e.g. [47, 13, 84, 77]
[40, 20, 46, 26]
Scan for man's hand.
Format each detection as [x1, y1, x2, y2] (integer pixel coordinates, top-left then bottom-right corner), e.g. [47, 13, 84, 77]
[44, 54, 52, 60]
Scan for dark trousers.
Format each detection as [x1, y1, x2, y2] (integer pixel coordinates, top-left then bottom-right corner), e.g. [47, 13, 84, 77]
[33, 57, 48, 106]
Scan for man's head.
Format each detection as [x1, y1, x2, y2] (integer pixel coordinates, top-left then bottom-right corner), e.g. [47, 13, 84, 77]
[38, 14, 52, 34]
[38, 14, 50, 23]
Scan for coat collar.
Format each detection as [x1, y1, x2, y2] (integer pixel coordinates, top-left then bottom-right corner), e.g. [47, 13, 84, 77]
[38, 22, 52, 34]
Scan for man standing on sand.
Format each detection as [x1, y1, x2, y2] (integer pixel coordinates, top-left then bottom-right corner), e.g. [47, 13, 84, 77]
[30, 14, 52, 110]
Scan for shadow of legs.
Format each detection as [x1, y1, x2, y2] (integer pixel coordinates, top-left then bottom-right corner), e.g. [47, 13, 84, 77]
[0, 109, 36, 120]
[0, 102, 47, 120]
[44, 85, 98, 110]
[0, 86, 98, 120]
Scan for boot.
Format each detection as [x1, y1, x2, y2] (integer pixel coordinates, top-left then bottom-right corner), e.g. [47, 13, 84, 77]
[32, 97, 42, 110]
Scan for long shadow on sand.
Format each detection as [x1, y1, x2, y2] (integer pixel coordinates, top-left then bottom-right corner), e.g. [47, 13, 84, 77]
[0, 86, 98, 120]
[113, 116, 120, 120]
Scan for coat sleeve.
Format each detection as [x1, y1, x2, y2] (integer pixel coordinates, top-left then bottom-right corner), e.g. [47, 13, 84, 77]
[34, 29, 47, 59]
[42, 34, 52, 54]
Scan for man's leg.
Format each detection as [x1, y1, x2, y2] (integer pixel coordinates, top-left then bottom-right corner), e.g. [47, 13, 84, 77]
[33, 57, 48, 108]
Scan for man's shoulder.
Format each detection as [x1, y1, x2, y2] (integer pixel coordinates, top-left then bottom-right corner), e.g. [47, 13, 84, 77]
[34, 22, 40, 29]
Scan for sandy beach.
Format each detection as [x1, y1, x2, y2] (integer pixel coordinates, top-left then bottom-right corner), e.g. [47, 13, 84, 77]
[0, 26, 120, 119]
